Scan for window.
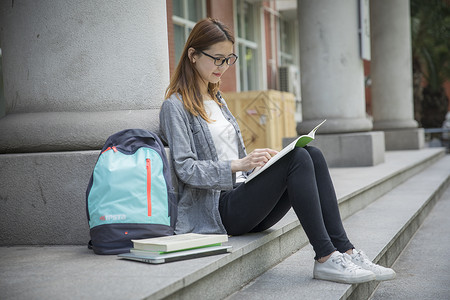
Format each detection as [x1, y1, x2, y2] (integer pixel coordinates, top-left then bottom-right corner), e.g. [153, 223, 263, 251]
[172, 0, 206, 63]
[278, 16, 301, 121]
[279, 19, 297, 66]
[235, 0, 260, 91]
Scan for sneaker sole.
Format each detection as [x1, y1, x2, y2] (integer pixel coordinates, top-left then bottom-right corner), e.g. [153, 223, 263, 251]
[375, 272, 396, 281]
[314, 271, 376, 284]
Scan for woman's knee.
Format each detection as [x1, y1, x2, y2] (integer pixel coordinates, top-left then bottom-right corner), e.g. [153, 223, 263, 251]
[304, 146, 327, 164]
[304, 145, 322, 157]
[292, 146, 310, 157]
[290, 147, 314, 169]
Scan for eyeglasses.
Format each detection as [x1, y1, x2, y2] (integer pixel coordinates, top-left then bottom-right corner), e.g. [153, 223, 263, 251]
[199, 50, 238, 66]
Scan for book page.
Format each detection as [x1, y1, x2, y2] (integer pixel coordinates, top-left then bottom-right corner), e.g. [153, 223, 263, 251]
[244, 120, 326, 183]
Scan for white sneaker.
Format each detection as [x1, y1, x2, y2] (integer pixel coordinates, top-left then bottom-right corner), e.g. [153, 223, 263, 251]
[346, 249, 396, 281]
[313, 251, 376, 284]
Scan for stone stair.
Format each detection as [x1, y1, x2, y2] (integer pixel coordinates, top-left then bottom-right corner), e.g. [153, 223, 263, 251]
[0, 148, 448, 300]
[227, 151, 450, 300]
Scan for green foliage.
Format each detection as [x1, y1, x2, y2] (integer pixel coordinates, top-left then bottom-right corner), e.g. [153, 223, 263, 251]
[411, 0, 450, 92]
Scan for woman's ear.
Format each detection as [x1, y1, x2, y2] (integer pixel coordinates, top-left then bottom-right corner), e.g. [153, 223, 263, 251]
[188, 47, 196, 63]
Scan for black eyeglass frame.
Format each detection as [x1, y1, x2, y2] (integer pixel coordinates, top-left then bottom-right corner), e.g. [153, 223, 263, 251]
[199, 50, 238, 66]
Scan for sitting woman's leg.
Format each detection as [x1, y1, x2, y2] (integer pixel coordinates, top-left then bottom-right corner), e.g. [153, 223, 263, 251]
[304, 146, 353, 253]
[246, 147, 353, 255]
[220, 146, 385, 284]
[219, 147, 339, 259]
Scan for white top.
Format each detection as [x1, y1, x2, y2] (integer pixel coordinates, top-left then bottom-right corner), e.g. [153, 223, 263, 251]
[203, 100, 245, 183]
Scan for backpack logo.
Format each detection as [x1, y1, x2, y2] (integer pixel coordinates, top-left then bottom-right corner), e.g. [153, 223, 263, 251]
[99, 214, 127, 221]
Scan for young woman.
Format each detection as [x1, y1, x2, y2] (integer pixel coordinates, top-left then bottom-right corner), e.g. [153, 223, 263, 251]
[159, 18, 395, 284]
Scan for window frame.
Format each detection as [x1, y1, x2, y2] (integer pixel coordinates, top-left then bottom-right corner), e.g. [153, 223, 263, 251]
[278, 17, 299, 68]
[172, 0, 206, 64]
[234, 0, 264, 92]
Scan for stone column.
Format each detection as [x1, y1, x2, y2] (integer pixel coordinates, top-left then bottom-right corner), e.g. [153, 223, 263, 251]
[0, 0, 170, 245]
[296, 0, 384, 167]
[0, 0, 169, 153]
[370, 0, 424, 150]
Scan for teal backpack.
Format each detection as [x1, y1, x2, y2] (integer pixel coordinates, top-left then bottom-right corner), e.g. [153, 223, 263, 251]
[86, 129, 177, 254]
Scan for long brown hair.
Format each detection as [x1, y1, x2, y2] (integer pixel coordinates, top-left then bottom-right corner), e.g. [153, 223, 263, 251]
[165, 18, 235, 122]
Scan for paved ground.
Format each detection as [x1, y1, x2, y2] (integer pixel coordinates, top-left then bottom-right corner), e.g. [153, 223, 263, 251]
[370, 185, 450, 300]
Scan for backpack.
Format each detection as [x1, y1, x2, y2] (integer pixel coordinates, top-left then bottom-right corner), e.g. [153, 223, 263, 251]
[86, 129, 177, 254]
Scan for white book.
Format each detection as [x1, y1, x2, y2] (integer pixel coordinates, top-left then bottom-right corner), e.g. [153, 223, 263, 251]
[131, 233, 228, 252]
[245, 120, 326, 183]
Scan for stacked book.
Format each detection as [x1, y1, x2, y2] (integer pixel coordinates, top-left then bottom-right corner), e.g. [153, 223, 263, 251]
[118, 233, 231, 264]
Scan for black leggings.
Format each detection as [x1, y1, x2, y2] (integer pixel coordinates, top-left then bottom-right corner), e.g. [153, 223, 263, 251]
[219, 146, 354, 260]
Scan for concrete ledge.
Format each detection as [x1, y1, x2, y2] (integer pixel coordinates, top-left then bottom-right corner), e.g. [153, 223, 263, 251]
[0, 149, 445, 300]
[383, 127, 424, 150]
[158, 221, 309, 300]
[0, 150, 99, 245]
[284, 131, 385, 167]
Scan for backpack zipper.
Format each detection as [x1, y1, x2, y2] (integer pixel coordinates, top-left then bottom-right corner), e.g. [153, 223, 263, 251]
[146, 158, 152, 216]
[101, 147, 111, 154]
[101, 146, 118, 154]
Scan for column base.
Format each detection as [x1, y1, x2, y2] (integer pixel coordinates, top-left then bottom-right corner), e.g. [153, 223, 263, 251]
[0, 109, 161, 153]
[0, 151, 98, 245]
[373, 119, 419, 130]
[383, 128, 424, 150]
[284, 131, 385, 167]
[298, 117, 373, 135]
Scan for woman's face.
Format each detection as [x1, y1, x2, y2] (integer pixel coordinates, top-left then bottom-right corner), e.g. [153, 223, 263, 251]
[191, 40, 234, 89]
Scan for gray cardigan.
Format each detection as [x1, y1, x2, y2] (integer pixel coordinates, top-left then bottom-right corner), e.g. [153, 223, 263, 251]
[159, 93, 247, 234]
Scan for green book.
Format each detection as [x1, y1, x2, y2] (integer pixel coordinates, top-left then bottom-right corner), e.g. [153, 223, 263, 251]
[245, 120, 326, 183]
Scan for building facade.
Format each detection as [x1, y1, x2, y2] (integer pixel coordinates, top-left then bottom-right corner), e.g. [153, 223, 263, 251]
[167, 0, 301, 96]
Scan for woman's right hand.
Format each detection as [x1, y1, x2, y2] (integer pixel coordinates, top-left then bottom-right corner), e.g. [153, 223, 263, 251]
[231, 148, 278, 172]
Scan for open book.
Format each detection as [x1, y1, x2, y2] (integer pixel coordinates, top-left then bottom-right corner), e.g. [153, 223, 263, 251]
[245, 120, 326, 183]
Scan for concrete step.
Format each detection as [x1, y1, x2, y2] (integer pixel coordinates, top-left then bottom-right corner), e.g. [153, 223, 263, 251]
[225, 154, 450, 300]
[0, 148, 446, 300]
[370, 184, 450, 299]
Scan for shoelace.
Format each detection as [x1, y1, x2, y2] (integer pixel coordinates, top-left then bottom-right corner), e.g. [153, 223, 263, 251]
[354, 251, 379, 269]
[332, 254, 361, 272]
